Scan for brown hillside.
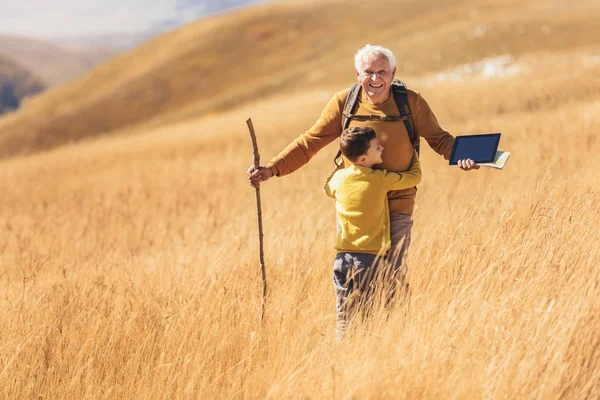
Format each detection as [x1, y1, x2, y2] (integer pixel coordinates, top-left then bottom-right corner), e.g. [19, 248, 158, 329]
[0, 0, 599, 159]
[0, 54, 45, 114]
[0, 35, 118, 86]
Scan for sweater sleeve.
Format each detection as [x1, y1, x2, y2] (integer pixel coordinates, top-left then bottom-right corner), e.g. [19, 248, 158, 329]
[380, 152, 422, 190]
[414, 92, 455, 160]
[323, 167, 340, 198]
[266, 91, 346, 177]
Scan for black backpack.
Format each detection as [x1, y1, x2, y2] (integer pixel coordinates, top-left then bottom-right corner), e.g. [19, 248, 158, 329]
[334, 80, 419, 167]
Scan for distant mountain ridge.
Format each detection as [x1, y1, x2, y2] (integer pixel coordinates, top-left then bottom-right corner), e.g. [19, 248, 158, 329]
[0, 54, 45, 115]
[0, 35, 118, 86]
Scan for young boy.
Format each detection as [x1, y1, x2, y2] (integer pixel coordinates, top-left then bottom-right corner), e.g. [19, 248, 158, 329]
[324, 126, 421, 336]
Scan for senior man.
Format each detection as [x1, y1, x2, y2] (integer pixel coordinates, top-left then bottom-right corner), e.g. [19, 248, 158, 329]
[247, 44, 478, 295]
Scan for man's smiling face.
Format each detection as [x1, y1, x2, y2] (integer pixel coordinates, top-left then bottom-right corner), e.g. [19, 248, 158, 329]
[356, 54, 396, 105]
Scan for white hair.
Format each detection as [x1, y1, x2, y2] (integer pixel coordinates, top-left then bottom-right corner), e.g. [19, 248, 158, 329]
[354, 44, 396, 72]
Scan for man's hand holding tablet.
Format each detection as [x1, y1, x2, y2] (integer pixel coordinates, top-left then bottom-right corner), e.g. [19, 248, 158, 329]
[457, 158, 480, 171]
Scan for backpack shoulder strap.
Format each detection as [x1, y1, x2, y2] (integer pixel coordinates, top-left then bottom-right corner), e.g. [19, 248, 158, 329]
[392, 81, 419, 155]
[334, 84, 362, 166]
[342, 83, 362, 130]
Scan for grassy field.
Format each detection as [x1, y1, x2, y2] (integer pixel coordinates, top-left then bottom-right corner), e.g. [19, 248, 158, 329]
[1, 0, 600, 398]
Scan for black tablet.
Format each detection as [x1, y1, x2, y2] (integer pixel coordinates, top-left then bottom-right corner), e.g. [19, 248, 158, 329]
[449, 133, 501, 165]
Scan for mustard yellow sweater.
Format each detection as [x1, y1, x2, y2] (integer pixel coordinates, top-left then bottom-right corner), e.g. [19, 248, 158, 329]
[267, 87, 454, 215]
[324, 153, 422, 256]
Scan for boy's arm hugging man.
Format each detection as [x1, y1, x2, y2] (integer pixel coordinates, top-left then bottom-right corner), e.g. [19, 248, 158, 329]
[323, 167, 340, 198]
[380, 152, 422, 190]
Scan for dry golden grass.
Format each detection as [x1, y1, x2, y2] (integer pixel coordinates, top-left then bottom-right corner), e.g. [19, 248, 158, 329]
[1, 0, 600, 398]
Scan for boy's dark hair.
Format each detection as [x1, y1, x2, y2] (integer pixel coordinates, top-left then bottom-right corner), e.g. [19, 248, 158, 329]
[340, 126, 376, 161]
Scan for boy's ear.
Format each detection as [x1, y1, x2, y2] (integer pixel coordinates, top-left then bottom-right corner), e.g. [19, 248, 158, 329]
[358, 155, 367, 164]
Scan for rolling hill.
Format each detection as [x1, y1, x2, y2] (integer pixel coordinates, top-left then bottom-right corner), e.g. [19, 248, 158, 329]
[0, 0, 598, 159]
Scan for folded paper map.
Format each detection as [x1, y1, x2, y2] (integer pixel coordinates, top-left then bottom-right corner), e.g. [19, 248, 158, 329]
[479, 150, 510, 169]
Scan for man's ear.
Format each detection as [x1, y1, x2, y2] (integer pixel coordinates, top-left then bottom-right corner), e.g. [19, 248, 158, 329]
[392, 67, 397, 78]
[356, 69, 360, 81]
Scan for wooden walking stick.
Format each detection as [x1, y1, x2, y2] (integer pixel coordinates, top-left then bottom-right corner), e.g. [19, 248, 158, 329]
[246, 118, 267, 323]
